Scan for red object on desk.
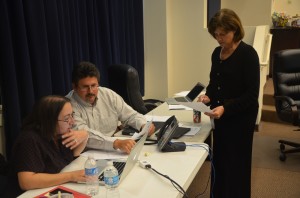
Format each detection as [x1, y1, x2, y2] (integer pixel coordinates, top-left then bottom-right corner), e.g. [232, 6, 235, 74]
[34, 185, 91, 198]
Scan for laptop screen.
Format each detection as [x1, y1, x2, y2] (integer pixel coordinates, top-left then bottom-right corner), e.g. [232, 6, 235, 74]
[186, 82, 205, 101]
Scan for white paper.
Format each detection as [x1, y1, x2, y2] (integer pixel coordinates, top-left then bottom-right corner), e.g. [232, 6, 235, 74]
[144, 115, 171, 122]
[185, 127, 201, 136]
[210, 118, 215, 129]
[178, 124, 201, 136]
[168, 104, 192, 110]
[131, 121, 152, 140]
[174, 91, 189, 97]
[81, 150, 128, 160]
[177, 102, 212, 113]
[131, 132, 141, 140]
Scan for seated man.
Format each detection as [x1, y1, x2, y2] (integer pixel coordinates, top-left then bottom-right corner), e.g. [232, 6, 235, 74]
[66, 61, 155, 154]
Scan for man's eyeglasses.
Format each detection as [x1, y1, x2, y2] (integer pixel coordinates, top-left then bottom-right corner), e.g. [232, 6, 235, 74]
[78, 84, 99, 92]
[58, 112, 75, 123]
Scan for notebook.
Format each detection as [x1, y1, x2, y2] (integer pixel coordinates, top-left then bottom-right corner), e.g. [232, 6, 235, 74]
[165, 82, 205, 105]
[97, 121, 151, 185]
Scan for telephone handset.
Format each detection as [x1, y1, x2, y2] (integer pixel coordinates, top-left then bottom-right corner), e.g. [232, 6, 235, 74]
[156, 115, 176, 141]
[157, 115, 186, 152]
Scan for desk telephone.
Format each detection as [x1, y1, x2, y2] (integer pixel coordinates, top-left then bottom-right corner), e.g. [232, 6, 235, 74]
[122, 116, 187, 151]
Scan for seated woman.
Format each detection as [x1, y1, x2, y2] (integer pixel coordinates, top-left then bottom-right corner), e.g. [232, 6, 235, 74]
[6, 95, 89, 197]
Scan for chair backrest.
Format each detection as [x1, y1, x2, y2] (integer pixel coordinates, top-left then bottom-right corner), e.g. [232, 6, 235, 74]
[272, 49, 300, 124]
[108, 64, 148, 114]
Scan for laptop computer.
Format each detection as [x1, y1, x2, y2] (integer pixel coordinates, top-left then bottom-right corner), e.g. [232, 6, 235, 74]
[165, 82, 205, 105]
[97, 121, 151, 185]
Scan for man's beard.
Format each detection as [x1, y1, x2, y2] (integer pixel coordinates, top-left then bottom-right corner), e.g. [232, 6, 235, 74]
[85, 93, 96, 104]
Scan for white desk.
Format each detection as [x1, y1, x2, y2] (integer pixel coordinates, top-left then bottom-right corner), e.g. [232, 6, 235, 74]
[148, 102, 212, 143]
[18, 103, 212, 198]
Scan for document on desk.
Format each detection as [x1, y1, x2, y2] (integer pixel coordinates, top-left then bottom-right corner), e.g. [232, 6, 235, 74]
[144, 115, 171, 122]
[179, 123, 201, 136]
[81, 150, 128, 160]
[174, 91, 189, 97]
[177, 102, 212, 113]
[168, 104, 193, 110]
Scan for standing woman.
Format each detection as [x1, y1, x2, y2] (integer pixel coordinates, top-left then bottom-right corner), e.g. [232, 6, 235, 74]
[199, 9, 259, 198]
[6, 95, 89, 197]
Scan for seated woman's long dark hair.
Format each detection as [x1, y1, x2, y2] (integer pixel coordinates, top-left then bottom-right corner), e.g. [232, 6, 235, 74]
[21, 95, 70, 141]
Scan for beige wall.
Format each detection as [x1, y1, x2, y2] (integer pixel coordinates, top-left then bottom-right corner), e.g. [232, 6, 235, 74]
[143, 0, 168, 100]
[272, 0, 300, 17]
[143, 0, 272, 100]
[144, 0, 216, 100]
[165, 0, 216, 97]
[222, 0, 273, 26]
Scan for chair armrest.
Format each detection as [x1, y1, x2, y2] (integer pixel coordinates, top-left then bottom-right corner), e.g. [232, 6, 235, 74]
[144, 99, 164, 112]
[144, 99, 164, 104]
[274, 95, 299, 125]
[274, 96, 297, 107]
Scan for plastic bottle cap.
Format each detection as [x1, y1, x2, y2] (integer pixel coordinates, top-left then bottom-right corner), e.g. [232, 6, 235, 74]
[107, 161, 113, 166]
[88, 153, 94, 159]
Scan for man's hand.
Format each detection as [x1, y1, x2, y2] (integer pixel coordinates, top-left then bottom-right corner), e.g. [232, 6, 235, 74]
[141, 123, 156, 136]
[113, 139, 136, 154]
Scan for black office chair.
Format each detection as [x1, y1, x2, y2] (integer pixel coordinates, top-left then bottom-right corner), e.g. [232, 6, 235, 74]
[108, 64, 163, 115]
[272, 49, 300, 161]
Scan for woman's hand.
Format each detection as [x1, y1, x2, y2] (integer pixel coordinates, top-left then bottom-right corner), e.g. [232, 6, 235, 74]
[18, 170, 86, 190]
[197, 95, 210, 104]
[205, 106, 224, 119]
[62, 130, 88, 150]
[70, 169, 86, 182]
[113, 139, 136, 154]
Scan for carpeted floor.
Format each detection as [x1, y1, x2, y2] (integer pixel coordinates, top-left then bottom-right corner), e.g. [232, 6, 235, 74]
[188, 78, 300, 198]
[251, 121, 300, 198]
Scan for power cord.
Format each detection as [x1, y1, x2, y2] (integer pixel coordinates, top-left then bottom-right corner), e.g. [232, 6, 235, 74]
[186, 143, 214, 198]
[139, 144, 214, 198]
[139, 161, 189, 198]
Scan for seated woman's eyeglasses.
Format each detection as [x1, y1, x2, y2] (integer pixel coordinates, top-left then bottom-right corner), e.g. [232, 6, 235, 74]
[58, 112, 75, 123]
[79, 84, 99, 92]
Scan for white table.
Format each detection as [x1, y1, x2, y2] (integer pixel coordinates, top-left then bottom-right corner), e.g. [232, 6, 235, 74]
[18, 103, 212, 198]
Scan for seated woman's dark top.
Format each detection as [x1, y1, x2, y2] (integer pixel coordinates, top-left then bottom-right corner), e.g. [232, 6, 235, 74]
[6, 130, 74, 197]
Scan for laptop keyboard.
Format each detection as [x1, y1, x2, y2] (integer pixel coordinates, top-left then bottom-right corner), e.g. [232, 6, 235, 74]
[98, 161, 126, 181]
[175, 97, 188, 102]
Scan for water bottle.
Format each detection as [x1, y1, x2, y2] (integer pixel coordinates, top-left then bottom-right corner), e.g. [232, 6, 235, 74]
[84, 155, 99, 196]
[104, 161, 119, 198]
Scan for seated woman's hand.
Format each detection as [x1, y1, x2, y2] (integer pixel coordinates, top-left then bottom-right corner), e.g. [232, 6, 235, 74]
[70, 169, 86, 182]
[62, 130, 88, 149]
